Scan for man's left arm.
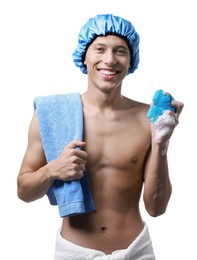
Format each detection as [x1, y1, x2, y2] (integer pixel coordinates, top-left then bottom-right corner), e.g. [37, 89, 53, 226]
[143, 97, 184, 217]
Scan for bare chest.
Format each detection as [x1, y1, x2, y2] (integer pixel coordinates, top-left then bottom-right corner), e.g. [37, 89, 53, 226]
[83, 111, 150, 169]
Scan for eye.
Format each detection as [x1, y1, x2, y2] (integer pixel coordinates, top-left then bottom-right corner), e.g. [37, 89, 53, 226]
[95, 47, 105, 52]
[116, 48, 128, 55]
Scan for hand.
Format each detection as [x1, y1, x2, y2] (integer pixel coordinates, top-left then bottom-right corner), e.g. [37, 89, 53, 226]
[49, 140, 88, 181]
[162, 91, 184, 125]
[171, 99, 184, 123]
[151, 97, 184, 144]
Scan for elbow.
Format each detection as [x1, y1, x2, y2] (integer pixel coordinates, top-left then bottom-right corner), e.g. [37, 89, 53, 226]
[17, 181, 44, 203]
[145, 192, 172, 218]
[146, 196, 170, 217]
[17, 179, 34, 203]
[17, 187, 32, 203]
[17, 179, 26, 202]
[147, 207, 167, 218]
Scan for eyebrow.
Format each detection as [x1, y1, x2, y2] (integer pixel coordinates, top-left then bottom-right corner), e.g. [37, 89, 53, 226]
[92, 42, 129, 50]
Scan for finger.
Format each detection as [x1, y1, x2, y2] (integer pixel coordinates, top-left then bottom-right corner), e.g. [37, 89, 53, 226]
[70, 149, 88, 161]
[73, 155, 88, 165]
[78, 170, 84, 178]
[163, 91, 174, 100]
[171, 100, 184, 118]
[69, 171, 84, 181]
[65, 140, 86, 150]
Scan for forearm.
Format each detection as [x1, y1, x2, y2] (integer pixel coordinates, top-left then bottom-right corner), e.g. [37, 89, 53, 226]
[17, 164, 55, 203]
[143, 142, 172, 217]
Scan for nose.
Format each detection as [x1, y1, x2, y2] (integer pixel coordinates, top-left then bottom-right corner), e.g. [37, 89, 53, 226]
[103, 50, 117, 66]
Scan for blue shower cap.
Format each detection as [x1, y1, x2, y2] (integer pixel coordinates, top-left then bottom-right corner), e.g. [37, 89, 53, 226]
[72, 14, 140, 75]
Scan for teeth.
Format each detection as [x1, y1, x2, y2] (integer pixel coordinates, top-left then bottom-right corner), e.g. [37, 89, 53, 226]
[100, 70, 116, 75]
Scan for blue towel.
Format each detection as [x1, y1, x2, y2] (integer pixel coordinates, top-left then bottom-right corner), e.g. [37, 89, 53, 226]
[34, 92, 96, 217]
[147, 89, 175, 123]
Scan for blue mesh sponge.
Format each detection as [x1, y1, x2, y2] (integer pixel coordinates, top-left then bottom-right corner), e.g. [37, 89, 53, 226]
[147, 89, 175, 123]
[72, 14, 140, 75]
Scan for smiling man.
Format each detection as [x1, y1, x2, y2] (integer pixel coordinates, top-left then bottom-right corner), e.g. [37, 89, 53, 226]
[17, 14, 184, 260]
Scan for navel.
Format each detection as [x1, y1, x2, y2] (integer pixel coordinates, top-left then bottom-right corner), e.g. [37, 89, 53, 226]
[100, 226, 107, 233]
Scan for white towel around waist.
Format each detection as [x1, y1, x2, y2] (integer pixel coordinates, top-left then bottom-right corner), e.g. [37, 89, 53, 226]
[54, 222, 156, 260]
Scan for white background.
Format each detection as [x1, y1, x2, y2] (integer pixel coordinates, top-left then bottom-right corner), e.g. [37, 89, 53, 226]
[0, 0, 196, 259]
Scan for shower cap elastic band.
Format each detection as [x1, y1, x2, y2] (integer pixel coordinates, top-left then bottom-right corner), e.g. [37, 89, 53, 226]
[72, 14, 140, 75]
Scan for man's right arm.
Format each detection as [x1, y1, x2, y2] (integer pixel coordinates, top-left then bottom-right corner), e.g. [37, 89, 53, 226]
[17, 112, 55, 202]
[17, 112, 88, 203]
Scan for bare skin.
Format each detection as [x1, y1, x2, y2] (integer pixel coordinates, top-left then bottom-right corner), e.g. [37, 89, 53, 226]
[17, 35, 184, 254]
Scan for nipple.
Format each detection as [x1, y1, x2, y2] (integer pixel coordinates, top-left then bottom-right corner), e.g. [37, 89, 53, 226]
[131, 156, 138, 163]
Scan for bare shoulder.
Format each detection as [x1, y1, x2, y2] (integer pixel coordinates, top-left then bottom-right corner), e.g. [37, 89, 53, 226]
[123, 96, 150, 115]
[121, 96, 150, 133]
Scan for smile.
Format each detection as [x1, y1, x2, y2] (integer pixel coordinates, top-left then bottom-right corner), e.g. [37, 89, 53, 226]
[99, 69, 117, 75]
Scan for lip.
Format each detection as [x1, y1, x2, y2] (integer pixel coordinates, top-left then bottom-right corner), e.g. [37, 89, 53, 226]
[98, 69, 118, 79]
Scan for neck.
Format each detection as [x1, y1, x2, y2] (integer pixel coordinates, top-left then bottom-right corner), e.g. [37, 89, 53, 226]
[81, 87, 124, 111]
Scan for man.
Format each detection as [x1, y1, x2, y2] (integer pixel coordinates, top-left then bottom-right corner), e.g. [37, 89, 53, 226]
[17, 14, 184, 259]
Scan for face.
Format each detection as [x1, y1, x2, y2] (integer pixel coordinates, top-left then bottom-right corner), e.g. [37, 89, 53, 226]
[84, 35, 131, 92]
